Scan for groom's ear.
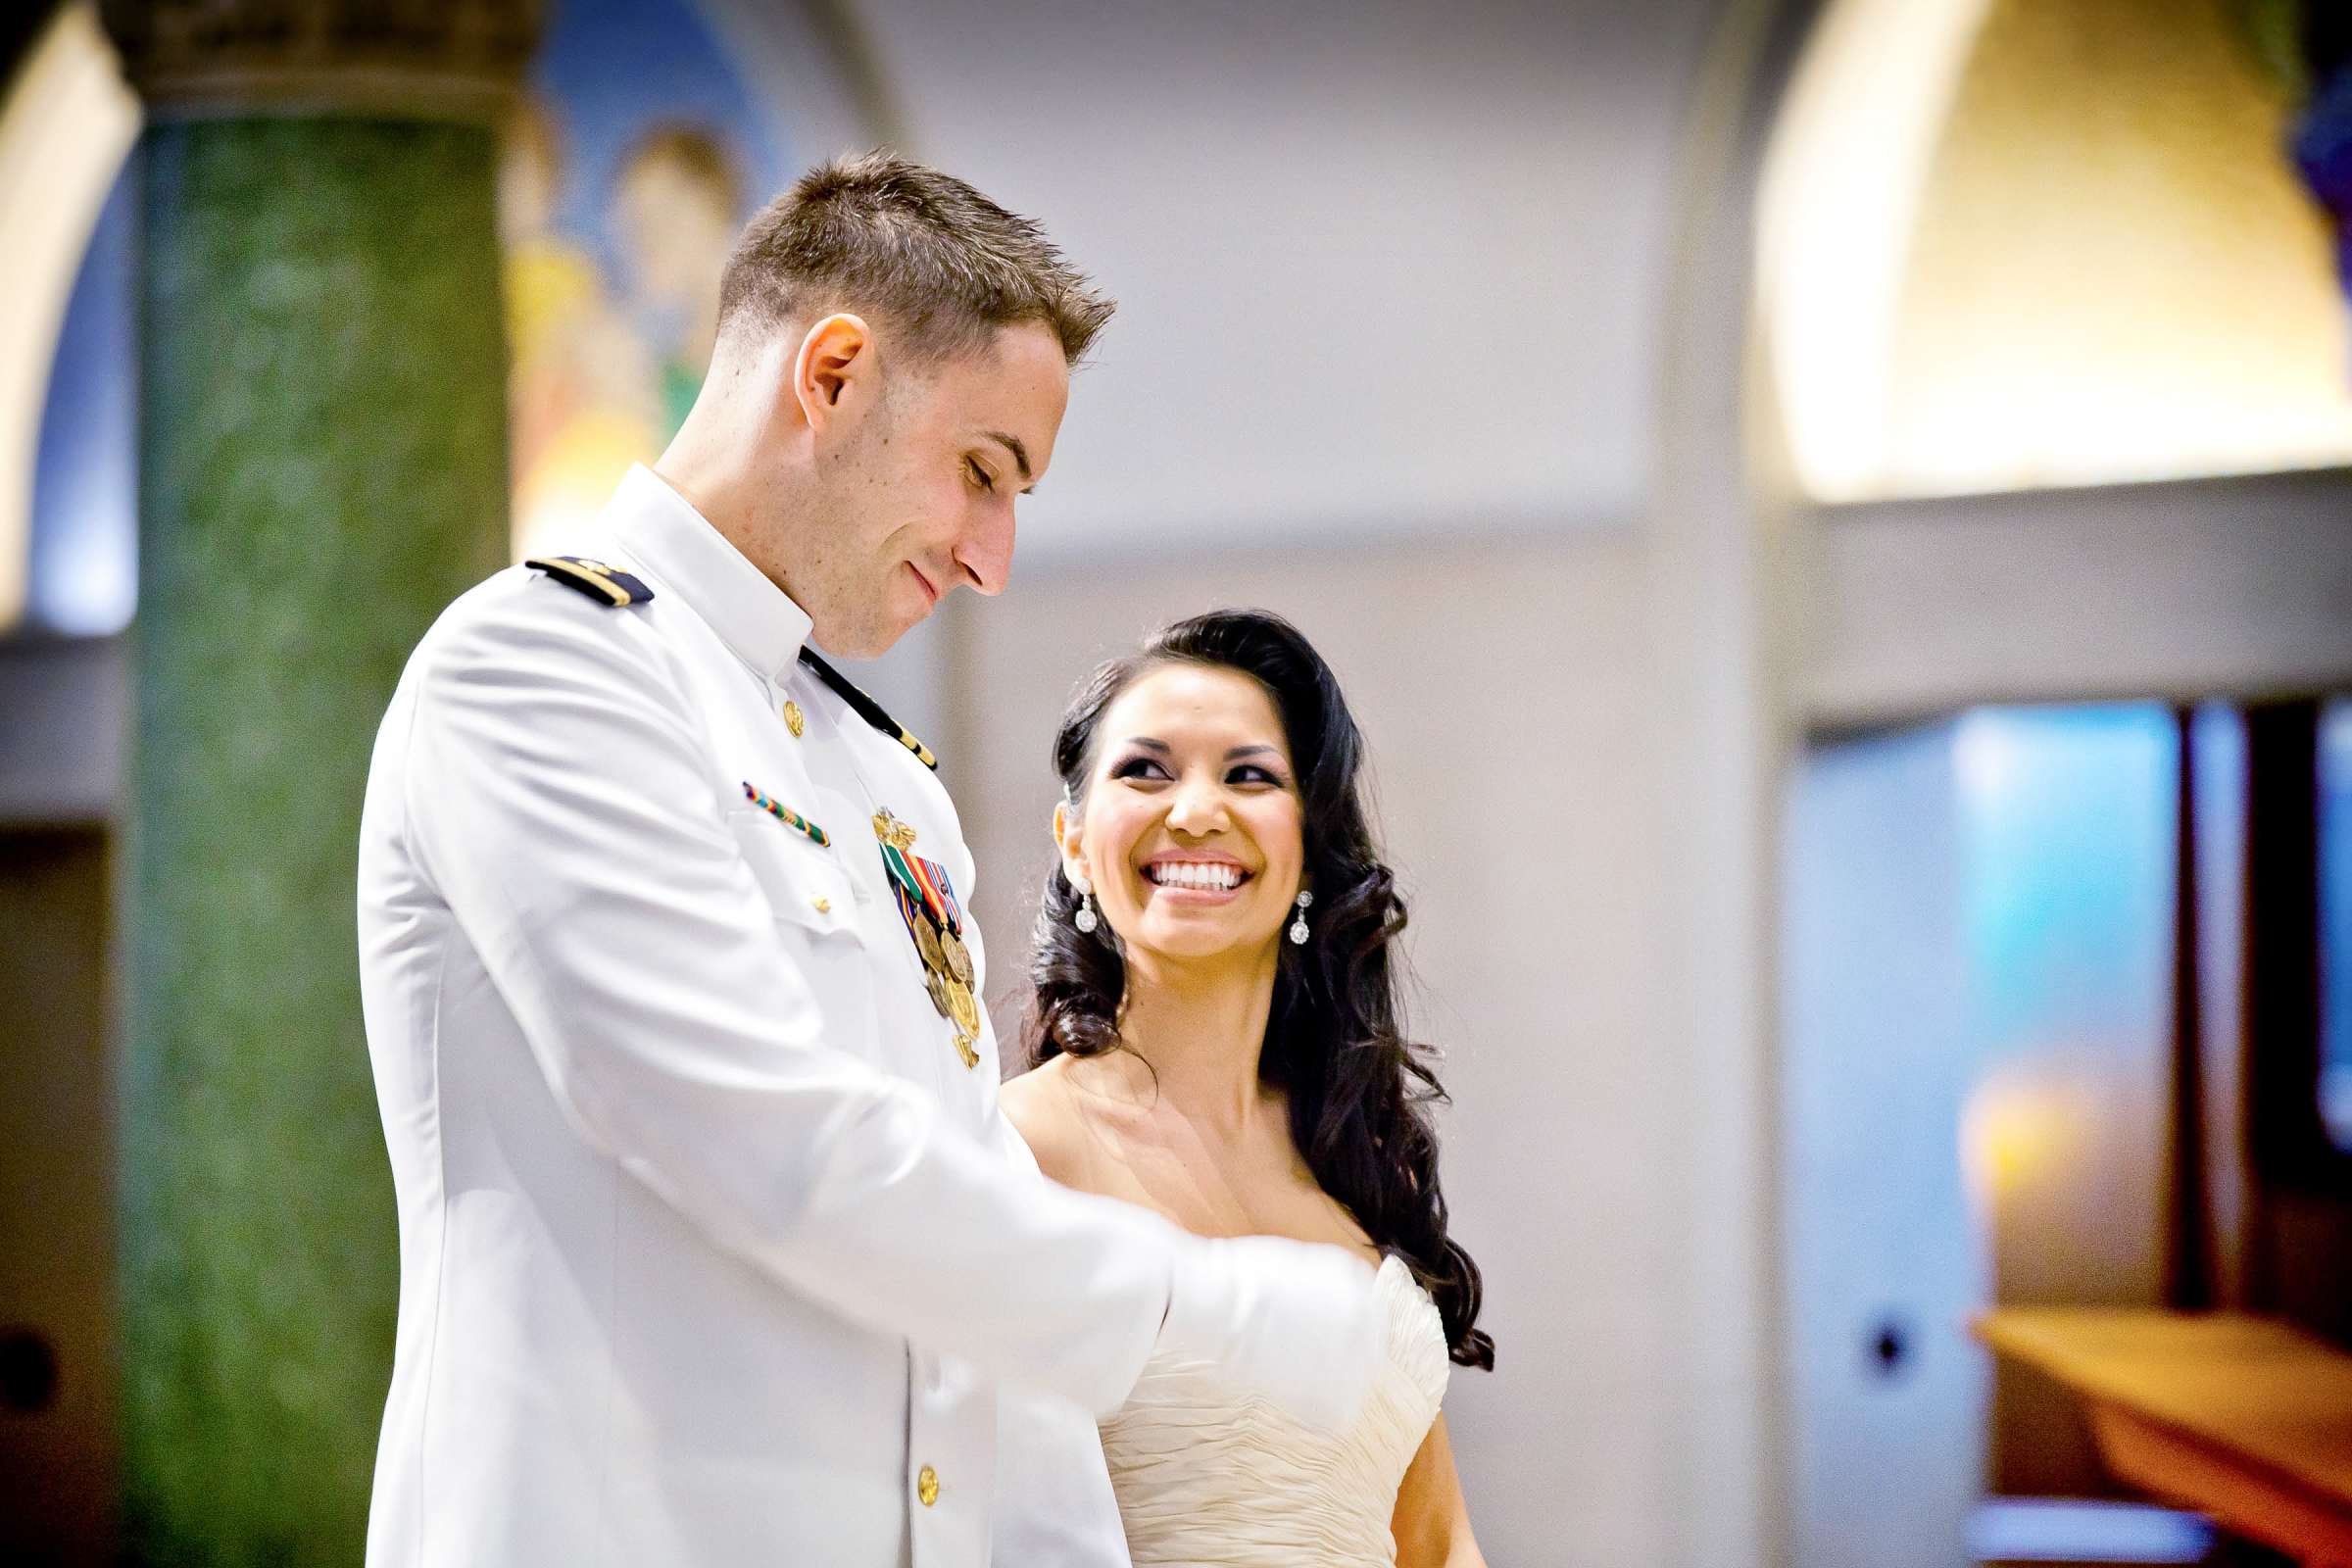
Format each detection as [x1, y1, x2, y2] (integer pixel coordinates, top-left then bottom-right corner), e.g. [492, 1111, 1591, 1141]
[792, 313, 875, 436]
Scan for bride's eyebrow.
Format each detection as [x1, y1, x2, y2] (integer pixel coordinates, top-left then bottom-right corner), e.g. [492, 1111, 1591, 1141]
[1119, 738, 1171, 754]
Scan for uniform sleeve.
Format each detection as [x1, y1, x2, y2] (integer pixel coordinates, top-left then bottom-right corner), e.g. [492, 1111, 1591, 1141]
[991, 1117, 1138, 1565]
[398, 590, 1178, 1414]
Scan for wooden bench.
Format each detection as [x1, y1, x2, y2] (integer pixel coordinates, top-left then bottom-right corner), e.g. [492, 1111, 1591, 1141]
[1975, 1308, 2352, 1567]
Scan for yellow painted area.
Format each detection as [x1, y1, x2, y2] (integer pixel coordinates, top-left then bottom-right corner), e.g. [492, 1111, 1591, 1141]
[1960, 1072, 2086, 1205]
[1762, 0, 2352, 501]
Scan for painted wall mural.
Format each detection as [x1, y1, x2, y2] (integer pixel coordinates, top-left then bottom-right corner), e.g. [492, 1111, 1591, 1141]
[501, 0, 792, 560]
[18, 0, 804, 633]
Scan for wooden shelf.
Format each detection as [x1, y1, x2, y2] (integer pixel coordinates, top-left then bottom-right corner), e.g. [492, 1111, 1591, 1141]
[1974, 1308, 2352, 1568]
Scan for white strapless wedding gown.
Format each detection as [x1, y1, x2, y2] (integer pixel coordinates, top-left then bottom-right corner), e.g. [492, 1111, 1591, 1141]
[1101, 1253, 1451, 1566]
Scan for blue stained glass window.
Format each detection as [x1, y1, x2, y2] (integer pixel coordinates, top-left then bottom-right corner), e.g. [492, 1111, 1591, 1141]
[2321, 700, 2352, 1153]
[26, 163, 137, 636]
[1954, 705, 2177, 1065]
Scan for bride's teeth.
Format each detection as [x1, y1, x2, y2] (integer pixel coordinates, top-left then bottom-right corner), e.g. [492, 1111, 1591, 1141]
[1147, 862, 1243, 890]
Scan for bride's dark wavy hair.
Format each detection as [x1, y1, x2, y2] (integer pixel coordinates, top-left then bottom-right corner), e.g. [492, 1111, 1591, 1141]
[1028, 609, 1493, 1370]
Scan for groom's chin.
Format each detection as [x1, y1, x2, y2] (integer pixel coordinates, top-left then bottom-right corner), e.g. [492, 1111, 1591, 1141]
[811, 611, 907, 662]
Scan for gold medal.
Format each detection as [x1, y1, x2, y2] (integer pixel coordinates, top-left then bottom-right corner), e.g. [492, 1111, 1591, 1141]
[924, 967, 954, 1019]
[945, 978, 981, 1036]
[913, 917, 946, 978]
[940, 929, 975, 989]
[951, 1029, 980, 1070]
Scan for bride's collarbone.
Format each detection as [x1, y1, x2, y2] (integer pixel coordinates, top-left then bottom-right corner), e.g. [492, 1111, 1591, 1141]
[1025, 1056, 1376, 1256]
[1116, 1132, 1375, 1259]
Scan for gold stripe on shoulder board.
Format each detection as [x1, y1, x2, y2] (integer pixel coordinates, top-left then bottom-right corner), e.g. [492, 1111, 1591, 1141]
[526, 556, 654, 607]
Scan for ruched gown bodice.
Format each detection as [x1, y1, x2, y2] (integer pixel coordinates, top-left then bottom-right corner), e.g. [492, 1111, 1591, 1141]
[1100, 1253, 1450, 1566]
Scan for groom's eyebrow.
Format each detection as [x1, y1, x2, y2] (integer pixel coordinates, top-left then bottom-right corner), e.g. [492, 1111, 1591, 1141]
[982, 430, 1036, 492]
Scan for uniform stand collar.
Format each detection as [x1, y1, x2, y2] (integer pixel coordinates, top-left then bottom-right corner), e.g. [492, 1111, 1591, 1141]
[606, 464, 812, 685]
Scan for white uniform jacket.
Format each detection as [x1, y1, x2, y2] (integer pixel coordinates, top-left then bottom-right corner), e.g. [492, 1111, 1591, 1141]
[358, 466, 1158, 1566]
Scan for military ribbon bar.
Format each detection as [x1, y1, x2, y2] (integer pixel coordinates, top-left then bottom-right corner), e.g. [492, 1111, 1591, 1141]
[740, 782, 830, 848]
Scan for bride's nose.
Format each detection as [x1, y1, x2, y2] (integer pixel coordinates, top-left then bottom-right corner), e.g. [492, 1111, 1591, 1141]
[1164, 773, 1229, 836]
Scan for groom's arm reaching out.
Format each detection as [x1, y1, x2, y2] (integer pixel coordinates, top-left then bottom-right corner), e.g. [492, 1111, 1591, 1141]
[393, 587, 1375, 1424]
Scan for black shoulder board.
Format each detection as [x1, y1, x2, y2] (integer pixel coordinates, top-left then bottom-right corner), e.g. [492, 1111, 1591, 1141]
[798, 646, 938, 770]
[526, 556, 654, 607]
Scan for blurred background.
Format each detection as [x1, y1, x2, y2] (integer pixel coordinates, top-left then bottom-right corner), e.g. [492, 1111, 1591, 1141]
[3, 0, 2350, 1563]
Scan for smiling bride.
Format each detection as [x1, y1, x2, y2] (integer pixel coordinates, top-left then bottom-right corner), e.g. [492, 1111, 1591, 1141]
[1002, 609, 1493, 1568]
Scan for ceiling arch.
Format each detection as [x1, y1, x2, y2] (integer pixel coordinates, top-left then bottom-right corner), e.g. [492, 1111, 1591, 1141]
[1758, 0, 2352, 503]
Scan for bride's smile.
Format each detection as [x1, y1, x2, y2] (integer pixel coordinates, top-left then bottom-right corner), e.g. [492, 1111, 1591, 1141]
[1139, 854, 1252, 900]
[1067, 661, 1306, 966]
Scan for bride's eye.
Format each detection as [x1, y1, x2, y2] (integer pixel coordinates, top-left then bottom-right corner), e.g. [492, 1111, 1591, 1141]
[1110, 756, 1170, 782]
[1227, 763, 1286, 788]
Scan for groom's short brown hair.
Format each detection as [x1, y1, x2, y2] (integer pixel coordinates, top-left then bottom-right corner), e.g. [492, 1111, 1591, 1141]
[717, 150, 1115, 365]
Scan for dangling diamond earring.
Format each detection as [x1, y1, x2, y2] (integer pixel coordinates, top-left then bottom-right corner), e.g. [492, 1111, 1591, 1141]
[1061, 787, 1102, 935]
[1288, 888, 1313, 946]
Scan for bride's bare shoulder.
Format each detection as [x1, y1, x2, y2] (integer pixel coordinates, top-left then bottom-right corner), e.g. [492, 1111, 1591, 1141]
[1001, 1056, 1093, 1188]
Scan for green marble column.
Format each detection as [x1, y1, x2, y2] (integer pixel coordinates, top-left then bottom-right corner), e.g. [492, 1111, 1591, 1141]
[105, 4, 534, 1552]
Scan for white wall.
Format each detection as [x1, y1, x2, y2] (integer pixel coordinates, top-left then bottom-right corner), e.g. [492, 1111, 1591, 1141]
[844, 0, 1722, 558]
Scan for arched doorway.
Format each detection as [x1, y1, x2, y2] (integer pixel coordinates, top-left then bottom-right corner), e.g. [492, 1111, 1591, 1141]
[1749, 3, 2352, 1563]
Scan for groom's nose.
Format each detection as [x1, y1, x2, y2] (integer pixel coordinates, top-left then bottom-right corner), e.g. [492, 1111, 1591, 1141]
[954, 504, 1015, 596]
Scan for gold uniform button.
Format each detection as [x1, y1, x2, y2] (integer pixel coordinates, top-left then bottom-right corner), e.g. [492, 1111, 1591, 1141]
[916, 1464, 940, 1507]
[811, 895, 831, 914]
[782, 700, 805, 738]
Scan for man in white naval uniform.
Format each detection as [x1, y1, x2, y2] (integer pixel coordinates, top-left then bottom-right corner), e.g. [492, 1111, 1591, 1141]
[356, 155, 1381, 1567]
